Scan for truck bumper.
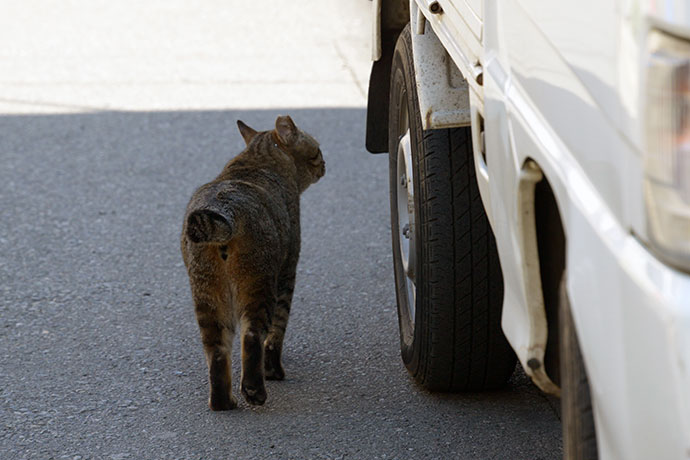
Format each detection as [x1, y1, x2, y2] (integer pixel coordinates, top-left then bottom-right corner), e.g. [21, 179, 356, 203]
[568, 193, 690, 459]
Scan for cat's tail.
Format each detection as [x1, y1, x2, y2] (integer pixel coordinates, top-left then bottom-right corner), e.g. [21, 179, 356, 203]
[186, 208, 234, 244]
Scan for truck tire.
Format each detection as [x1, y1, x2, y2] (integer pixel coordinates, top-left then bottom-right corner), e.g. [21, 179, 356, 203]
[387, 24, 515, 391]
[559, 272, 599, 459]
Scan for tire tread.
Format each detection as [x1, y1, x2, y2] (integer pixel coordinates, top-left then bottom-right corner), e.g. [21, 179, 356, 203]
[560, 273, 599, 459]
[389, 25, 515, 392]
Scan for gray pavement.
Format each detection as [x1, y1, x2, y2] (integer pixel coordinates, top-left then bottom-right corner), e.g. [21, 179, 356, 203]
[0, 2, 562, 459]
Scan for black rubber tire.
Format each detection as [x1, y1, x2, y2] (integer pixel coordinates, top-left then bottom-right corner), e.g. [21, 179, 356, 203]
[559, 272, 599, 459]
[387, 25, 516, 392]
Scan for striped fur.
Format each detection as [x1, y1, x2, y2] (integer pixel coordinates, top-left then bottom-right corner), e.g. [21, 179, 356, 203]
[264, 275, 295, 380]
[186, 209, 234, 244]
[181, 116, 325, 410]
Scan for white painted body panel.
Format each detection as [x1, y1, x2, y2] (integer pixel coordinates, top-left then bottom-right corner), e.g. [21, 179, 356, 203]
[482, 1, 690, 458]
[380, 0, 690, 458]
[372, 0, 382, 61]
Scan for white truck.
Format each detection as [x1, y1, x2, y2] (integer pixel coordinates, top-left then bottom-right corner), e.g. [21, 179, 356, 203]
[365, 1, 690, 458]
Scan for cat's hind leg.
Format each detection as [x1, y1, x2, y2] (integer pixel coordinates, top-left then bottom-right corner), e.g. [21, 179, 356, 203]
[195, 299, 236, 411]
[264, 273, 295, 381]
[238, 284, 275, 406]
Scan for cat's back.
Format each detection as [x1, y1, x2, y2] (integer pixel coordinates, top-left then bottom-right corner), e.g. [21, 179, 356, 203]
[217, 146, 299, 217]
[219, 140, 298, 194]
[183, 151, 296, 249]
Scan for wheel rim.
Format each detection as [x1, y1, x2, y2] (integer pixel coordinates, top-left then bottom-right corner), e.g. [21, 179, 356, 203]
[396, 128, 416, 324]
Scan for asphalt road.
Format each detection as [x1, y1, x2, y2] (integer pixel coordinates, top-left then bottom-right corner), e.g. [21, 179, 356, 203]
[0, 2, 562, 459]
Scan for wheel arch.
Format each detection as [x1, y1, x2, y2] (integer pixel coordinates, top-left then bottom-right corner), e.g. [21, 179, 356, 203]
[367, 0, 473, 153]
[366, 0, 409, 153]
[533, 169, 567, 387]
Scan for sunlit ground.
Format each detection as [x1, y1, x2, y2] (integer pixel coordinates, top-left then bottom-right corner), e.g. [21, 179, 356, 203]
[0, 0, 371, 114]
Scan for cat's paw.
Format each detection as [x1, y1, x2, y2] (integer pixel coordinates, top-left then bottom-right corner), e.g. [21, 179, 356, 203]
[264, 361, 285, 381]
[241, 382, 267, 406]
[208, 392, 238, 411]
[264, 349, 286, 381]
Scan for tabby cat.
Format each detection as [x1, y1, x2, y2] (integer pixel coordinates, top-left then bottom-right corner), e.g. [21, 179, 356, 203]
[180, 115, 325, 410]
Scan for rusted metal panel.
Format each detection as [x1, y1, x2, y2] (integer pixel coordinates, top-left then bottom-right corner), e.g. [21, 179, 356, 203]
[410, 2, 471, 129]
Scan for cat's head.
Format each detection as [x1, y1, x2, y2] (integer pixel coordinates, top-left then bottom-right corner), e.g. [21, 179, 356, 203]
[237, 116, 325, 189]
[273, 115, 325, 187]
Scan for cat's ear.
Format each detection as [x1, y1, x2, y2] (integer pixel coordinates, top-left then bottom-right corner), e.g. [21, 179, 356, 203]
[275, 115, 298, 146]
[237, 120, 258, 145]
